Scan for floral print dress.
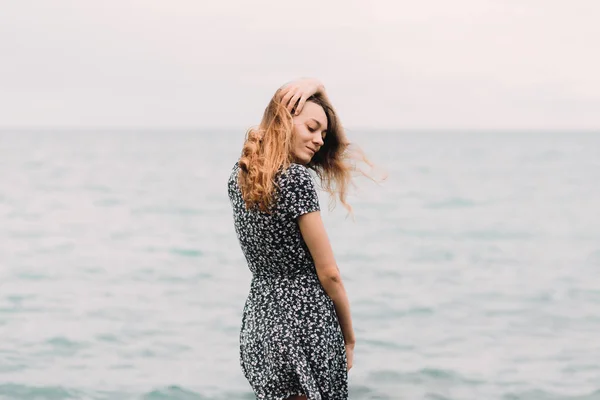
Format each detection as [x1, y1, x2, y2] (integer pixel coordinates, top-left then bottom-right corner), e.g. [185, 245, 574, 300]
[227, 162, 348, 400]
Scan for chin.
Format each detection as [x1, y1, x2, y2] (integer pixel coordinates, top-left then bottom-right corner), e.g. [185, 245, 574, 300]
[292, 153, 310, 165]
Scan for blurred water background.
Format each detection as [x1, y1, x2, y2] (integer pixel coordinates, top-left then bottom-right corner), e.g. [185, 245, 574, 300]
[1, 130, 599, 400]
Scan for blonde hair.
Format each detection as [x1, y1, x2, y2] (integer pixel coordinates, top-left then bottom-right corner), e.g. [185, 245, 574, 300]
[238, 88, 380, 216]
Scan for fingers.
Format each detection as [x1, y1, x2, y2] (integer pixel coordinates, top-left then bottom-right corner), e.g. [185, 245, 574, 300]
[280, 86, 302, 115]
[278, 80, 317, 115]
[295, 94, 308, 115]
[287, 93, 301, 113]
[280, 87, 295, 108]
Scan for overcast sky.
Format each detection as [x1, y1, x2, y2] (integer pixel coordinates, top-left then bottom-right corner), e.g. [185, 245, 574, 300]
[1, 0, 599, 130]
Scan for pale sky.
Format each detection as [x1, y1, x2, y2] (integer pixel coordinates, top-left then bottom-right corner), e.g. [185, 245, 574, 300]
[1, 0, 599, 130]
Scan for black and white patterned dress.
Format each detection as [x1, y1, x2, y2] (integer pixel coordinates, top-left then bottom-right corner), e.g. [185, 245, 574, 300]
[227, 162, 348, 400]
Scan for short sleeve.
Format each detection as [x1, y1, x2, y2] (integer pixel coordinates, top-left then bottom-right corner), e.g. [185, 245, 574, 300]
[278, 164, 321, 219]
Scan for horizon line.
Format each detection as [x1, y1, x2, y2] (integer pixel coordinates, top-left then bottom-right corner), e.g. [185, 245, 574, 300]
[1, 126, 599, 133]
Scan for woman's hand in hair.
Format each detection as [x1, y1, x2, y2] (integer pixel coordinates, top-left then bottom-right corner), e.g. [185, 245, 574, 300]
[279, 78, 326, 116]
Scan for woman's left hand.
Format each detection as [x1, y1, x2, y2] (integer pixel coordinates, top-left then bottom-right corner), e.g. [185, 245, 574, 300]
[279, 78, 325, 116]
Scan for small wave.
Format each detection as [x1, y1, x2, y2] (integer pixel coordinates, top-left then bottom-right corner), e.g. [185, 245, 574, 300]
[46, 336, 84, 349]
[14, 271, 53, 281]
[0, 384, 80, 400]
[368, 367, 484, 386]
[142, 385, 207, 400]
[348, 384, 393, 399]
[410, 249, 455, 263]
[43, 336, 90, 356]
[94, 333, 123, 344]
[355, 304, 434, 320]
[503, 388, 600, 400]
[169, 248, 203, 258]
[361, 338, 415, 351]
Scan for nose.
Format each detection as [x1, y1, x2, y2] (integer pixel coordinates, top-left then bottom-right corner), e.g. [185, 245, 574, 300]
[313, 134, 324, 147]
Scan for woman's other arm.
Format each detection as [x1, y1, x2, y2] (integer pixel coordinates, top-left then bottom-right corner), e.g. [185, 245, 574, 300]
[298, 211, 356, 350]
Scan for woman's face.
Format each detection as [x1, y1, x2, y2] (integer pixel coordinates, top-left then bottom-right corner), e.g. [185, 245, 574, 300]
[291, 101, 327, 165]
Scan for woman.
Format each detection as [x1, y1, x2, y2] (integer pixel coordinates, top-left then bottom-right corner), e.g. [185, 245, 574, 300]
[228, 78, 372, 400]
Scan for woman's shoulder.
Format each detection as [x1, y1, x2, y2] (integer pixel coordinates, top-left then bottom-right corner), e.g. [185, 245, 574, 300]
[279, 162, 312, 180]
[278, 163, 317, 192]
[227, 161, 240, 188]
[283, 162, 312, 176]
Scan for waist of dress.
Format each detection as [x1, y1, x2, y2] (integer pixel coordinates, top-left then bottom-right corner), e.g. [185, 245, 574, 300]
[251, 270, 318, 284]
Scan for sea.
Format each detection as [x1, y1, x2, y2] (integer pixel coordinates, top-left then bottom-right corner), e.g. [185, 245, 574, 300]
[0, 130, 599, 400]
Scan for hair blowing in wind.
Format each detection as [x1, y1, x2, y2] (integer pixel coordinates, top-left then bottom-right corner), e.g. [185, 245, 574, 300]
[237, 89, 384, 216]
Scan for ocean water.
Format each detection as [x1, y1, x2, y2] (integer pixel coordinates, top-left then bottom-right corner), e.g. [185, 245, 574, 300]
[1, 130, 599, 400]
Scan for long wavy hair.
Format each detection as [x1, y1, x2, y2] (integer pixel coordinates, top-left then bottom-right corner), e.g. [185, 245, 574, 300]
[237, 88, 380, 216]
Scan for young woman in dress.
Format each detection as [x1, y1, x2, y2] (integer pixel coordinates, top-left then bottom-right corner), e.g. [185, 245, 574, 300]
[228, 77, 373, 400]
